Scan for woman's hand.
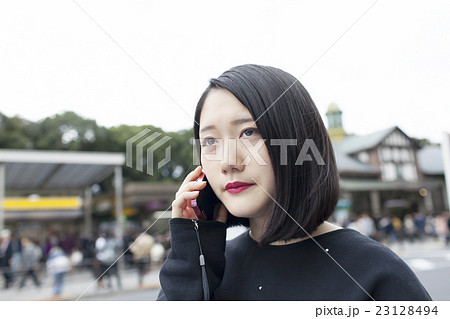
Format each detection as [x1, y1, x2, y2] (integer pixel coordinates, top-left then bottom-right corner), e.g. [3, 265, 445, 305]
[171, 166, 208, 220]
[171, 166, 228, 224]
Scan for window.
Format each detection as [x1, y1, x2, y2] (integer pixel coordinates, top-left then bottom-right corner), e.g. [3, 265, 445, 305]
[402, 164, 417, 181]
[358, 151, 369, 163]
[401, 148, 410, 162]
[382, 163, 397, 181]
[382, 147, 391, 161]
[392, 147, 401, 162]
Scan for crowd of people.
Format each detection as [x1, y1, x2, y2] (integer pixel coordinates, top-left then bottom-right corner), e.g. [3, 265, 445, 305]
[341, 211, 450, 245]
[1, 211, 449, 297]
[0, 228, 169, 298]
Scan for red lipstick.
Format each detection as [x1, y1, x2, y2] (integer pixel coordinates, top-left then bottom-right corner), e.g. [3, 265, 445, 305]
[225, 181, 254, 194]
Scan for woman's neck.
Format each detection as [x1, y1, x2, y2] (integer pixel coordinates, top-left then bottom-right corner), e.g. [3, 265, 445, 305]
[249, 220, 342, 246]
[248, 216, 267, 242]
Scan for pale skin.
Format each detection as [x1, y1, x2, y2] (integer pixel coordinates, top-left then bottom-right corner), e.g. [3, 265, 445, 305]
[171, 89, 341, 245]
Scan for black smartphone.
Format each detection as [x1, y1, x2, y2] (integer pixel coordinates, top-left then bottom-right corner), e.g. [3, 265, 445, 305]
[191, 172, 249, 227]
[191, 173, 219, 221]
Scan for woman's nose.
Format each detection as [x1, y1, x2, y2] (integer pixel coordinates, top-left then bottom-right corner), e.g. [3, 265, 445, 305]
[220, 138, 245, 173]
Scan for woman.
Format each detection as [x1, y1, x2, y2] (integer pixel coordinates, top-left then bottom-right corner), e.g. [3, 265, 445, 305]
[157, 64, 431, 301]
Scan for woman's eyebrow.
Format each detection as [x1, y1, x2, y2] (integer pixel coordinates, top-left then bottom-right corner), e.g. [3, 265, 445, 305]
[200, 118, 254, 133]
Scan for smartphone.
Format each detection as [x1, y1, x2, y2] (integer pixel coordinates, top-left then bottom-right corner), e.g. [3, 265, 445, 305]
[190, 172, 249, 227]
[191, 173, 219, 221]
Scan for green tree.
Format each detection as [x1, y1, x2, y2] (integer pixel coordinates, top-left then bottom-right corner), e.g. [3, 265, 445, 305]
[411, 137, 438, 148]
[107, 125, 193, 183]
[0, 111, 195, 191]
[31, 111, 106, 151]
[0, 112, 33, 148]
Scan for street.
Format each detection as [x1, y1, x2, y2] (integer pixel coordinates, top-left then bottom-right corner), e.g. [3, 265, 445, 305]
[82, 288, 160, 301]
[84, 242, 450, 301]
[1, 239, 449, 301]
[402, 248, 450, 300]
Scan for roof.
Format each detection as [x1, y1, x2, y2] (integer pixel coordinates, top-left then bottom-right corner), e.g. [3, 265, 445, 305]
[336, 126, 396, 154]
[417, 145, 444, 175]
[332, 145, 379, 175]
[326, 103, 342, 114]
[0, 149, 125, 191]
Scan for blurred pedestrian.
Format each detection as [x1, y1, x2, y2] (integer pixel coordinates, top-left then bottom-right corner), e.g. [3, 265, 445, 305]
[413, 212, 426, 240]
[392, 216, 403, 240]
[435, 213, 449, 245]
[9, 232, 22, 286]
[445, 213, 450, 246]
[46, 246, 71, 299]
[70, 245, 83, 270]
[18, 237, 41, 289]
[43, 234, 59, 260]
[346, 214, 376, 239]
[79, 235, 95, 271]
[60, 232, 75, 255]
[95, 231, 122, 290]
[151, 241, 166, 265]
[0, 229, 13, 289]
[379, 216, 397, 244]
[130, 232, 155, 288]
[403, 214, 417, 242]
[122, 230, 135, 269]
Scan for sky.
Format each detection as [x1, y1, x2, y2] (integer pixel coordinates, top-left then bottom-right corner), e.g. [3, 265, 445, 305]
[0, 0, 449, 143]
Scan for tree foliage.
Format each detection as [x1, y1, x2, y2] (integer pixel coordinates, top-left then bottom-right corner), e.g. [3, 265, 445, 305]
[0, 113, 34, 148]
[0, 111, 194, 187]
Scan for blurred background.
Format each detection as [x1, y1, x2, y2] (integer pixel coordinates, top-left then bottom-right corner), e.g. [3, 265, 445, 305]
[0, 0, 449, 300]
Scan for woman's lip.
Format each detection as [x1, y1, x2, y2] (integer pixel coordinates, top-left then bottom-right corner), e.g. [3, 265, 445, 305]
[225, 182, 254, 190]
[226, 184, 254, 194]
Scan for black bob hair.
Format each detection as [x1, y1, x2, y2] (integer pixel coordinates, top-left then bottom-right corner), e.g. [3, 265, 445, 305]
[193, 64, 340, 246]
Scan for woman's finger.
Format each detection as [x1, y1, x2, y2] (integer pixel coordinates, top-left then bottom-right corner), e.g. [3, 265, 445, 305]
[181, 166, 203, 185]
[176, 180, 207, 197]
[171, 191, 199, 218]
[182, 203, 197, 219]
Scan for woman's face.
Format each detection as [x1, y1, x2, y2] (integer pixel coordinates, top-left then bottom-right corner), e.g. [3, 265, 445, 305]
[199, 89, 276, 220]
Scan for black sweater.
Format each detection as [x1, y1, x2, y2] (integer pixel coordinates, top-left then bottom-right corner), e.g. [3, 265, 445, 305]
[157, 218, 431, 301]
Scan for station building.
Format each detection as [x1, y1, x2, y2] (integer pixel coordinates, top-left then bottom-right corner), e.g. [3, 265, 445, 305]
[326, 104, 448, 221]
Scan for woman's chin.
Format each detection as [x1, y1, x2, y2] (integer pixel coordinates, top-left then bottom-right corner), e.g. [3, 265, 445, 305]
[226, 208, 256, 219]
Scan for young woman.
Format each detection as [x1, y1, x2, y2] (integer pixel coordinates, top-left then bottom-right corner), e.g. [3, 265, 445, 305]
[157, 64, 431, 301]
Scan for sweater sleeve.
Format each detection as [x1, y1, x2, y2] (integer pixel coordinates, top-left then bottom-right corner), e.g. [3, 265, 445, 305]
[371, 257, 432, 301]
[157, 218, 227, 300]
[347, 233, 432, 301]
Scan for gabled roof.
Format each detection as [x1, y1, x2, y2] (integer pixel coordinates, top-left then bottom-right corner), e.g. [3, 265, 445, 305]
[332, 126, 445, 177]
[336, 126, 419, 155]
[336, 126, 396, 154]
[331, 125, 416, 175]
[332, 143, 379, 175]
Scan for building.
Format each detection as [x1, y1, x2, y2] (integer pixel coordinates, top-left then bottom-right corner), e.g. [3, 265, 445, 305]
[326, 104, 448, 221]
[0, 149, 125, 241]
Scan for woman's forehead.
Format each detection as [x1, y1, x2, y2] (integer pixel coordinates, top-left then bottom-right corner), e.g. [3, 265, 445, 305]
[200, 89, 253, 126]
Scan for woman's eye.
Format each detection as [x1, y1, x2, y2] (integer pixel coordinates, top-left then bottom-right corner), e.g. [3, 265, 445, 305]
[201, 137, 216, 147]
[241, 128, 259, 138]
